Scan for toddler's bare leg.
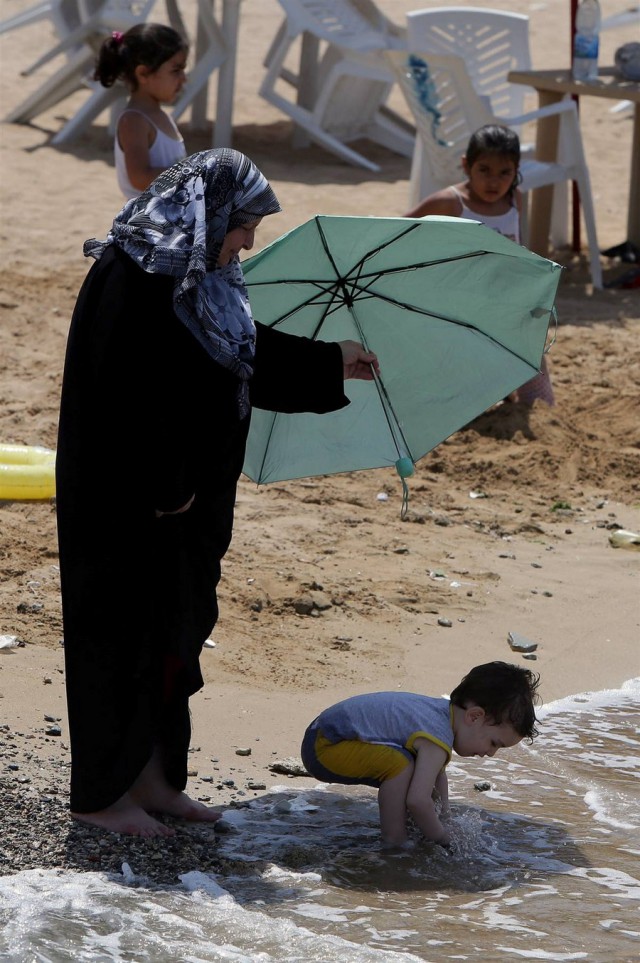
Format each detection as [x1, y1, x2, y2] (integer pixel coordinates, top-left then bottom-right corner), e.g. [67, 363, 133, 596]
[378, 764, 414, 847]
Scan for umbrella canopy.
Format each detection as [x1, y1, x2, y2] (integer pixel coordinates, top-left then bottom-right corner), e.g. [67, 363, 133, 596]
[242, 214, 561, 486]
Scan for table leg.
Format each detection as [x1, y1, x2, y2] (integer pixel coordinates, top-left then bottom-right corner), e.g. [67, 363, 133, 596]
[628, 103, 640, 248]
[527, 91, 562, 257]
[213, 0, 242, 147]
[190, 0, 211, 130]
[291, 32, 320, 149]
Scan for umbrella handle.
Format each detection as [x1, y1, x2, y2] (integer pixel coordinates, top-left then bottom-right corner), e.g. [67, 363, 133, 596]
[396, 457, 414, 520]
[544, 306, 558, 354]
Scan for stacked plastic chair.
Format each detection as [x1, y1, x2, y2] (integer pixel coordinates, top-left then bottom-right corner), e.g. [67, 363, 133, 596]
[386, 49, 602, 288]
[259, 0, 414, 171]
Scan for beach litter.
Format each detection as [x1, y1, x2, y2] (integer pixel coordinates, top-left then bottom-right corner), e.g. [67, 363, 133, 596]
[0, 444, 56, 500]
[0, 635, 23, 650]
[507, 631, 538, 653]
[269, 757, 308, 777]
[608, 529, 640, 550]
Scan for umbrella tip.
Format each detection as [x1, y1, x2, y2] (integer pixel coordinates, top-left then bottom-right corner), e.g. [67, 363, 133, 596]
[396, 458, 414, 520]
[395, 457, 414, 479]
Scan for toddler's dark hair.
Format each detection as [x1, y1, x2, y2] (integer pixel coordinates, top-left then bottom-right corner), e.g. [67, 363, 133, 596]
[465, 124, 521, 196]
[94, 23, 188, 90]
[450, 661, 540, 741]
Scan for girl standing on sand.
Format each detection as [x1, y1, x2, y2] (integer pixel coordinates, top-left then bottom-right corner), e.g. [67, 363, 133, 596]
[406, 124, 554, 407]
[94, 23, 188, 199]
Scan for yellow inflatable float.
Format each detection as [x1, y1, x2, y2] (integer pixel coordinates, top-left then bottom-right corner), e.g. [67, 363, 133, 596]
[0, 444, 56, 500]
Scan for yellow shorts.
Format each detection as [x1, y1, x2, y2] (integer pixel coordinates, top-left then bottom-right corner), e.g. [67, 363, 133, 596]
[301, 728, 412, 788]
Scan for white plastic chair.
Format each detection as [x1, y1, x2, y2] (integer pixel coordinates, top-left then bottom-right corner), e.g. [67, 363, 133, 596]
[404, 7, 575, 248]
[5, 0, 157, 139]
[386, 50, 602, 288]
[259, 0, 414, 172]
[405, 7, 533, 122]
[0, 0, 102, 40]
[48, 0, 228, 141]
[170, 0, 227, 124]
[405, 6, 567, 233]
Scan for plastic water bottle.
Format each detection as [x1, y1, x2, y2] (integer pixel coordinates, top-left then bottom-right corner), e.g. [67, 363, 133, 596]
[572, 0, 601, 81]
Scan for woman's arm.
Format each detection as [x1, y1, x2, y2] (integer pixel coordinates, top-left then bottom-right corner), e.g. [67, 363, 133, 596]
[250, 323, 381, 414]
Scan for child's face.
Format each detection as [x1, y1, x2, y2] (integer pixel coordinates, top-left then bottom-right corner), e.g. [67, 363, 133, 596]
[217, 218, 263, 267]
[453, 705, 522, 758]
[463, 152, 518, 204]
[139, 50, 188, 104]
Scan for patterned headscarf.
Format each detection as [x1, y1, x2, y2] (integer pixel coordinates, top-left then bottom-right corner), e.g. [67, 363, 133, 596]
[84, 149, 281, 417]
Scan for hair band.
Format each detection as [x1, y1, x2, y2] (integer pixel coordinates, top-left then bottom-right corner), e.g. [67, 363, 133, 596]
[112, 31, 124, 44]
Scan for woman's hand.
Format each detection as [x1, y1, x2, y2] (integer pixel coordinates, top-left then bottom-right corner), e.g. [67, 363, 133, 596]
[155, 494, 195, 518]
[339, 341, 380, 381]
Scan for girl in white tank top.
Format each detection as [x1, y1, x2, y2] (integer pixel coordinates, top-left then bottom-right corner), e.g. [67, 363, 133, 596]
[405, 124, 554, 406]
[94, 24, 189, 199]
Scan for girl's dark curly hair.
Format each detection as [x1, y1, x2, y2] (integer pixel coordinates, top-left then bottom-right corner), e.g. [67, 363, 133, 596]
[450, 661, 540, 741]
[94, 23, 188, 90]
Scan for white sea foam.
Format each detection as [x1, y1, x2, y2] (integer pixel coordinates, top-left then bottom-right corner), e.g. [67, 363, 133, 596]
[567, 866, 640, 900]
[538, 677, 640, 719]
[0, 868, 425, 963]
[2, 683, 640, 962]
[583, 789, 638, 830]
[495, 948, 588, 960]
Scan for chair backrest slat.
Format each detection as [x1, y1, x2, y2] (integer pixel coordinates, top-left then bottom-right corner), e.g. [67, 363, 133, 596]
[406, 7, 532, 121]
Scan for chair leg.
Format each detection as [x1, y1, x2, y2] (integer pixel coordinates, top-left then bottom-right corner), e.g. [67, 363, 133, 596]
[367, 108, 415, 157]
[261, 86, 382, 171]
[172, 50, 227, 122]
[574, 172, 603, 289]
[5, 48, 92, 123]
[520, 190, 530, 246]
[550, 181, 569, 248]
[51, 84, 120, 144]
[0, 1, 53, 35]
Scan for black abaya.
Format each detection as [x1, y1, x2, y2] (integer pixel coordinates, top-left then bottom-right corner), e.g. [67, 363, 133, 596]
[56, 246, 349, 812]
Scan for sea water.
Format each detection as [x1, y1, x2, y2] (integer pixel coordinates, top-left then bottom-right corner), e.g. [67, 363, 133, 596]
[1, 679, 639, 963]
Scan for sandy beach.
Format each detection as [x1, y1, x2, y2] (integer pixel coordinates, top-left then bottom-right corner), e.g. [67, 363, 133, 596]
[0, 0, 639, 879]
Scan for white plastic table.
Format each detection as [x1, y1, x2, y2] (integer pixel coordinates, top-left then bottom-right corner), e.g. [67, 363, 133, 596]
[508, 67, 640, 253]
[186, 0, 243, 145]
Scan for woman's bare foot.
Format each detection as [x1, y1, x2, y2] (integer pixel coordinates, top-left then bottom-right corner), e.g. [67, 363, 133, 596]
[71, 792, 176, 838]
[131, 748, 223, 823]
[133, 783, 223, 822]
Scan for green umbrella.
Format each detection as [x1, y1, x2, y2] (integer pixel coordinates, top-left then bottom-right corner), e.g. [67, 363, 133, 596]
[242, 214, 560, 495]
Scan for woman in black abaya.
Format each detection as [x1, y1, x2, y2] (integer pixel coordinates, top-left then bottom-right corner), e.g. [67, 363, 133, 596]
[56, 149, 378, 836]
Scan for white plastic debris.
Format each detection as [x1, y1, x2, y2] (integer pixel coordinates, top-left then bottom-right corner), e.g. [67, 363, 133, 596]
[0, 635, 21, 650]
[609, 529, 640, 550]
[376, 492, 389, 501]
[508, 630, 538, 653]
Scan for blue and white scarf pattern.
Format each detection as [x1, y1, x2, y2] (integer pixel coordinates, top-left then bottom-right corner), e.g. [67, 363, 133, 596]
[84, 149, 281, 417]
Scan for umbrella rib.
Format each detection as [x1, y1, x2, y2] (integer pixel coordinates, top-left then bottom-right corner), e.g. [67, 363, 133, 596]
[354, 250, 496, 281]
[248, 251, 487, 292]
[251, 281, 343, 328]
[342, 281, 542, 370]
[346, 304, 416, 465]
[315, 219, 425, 306]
